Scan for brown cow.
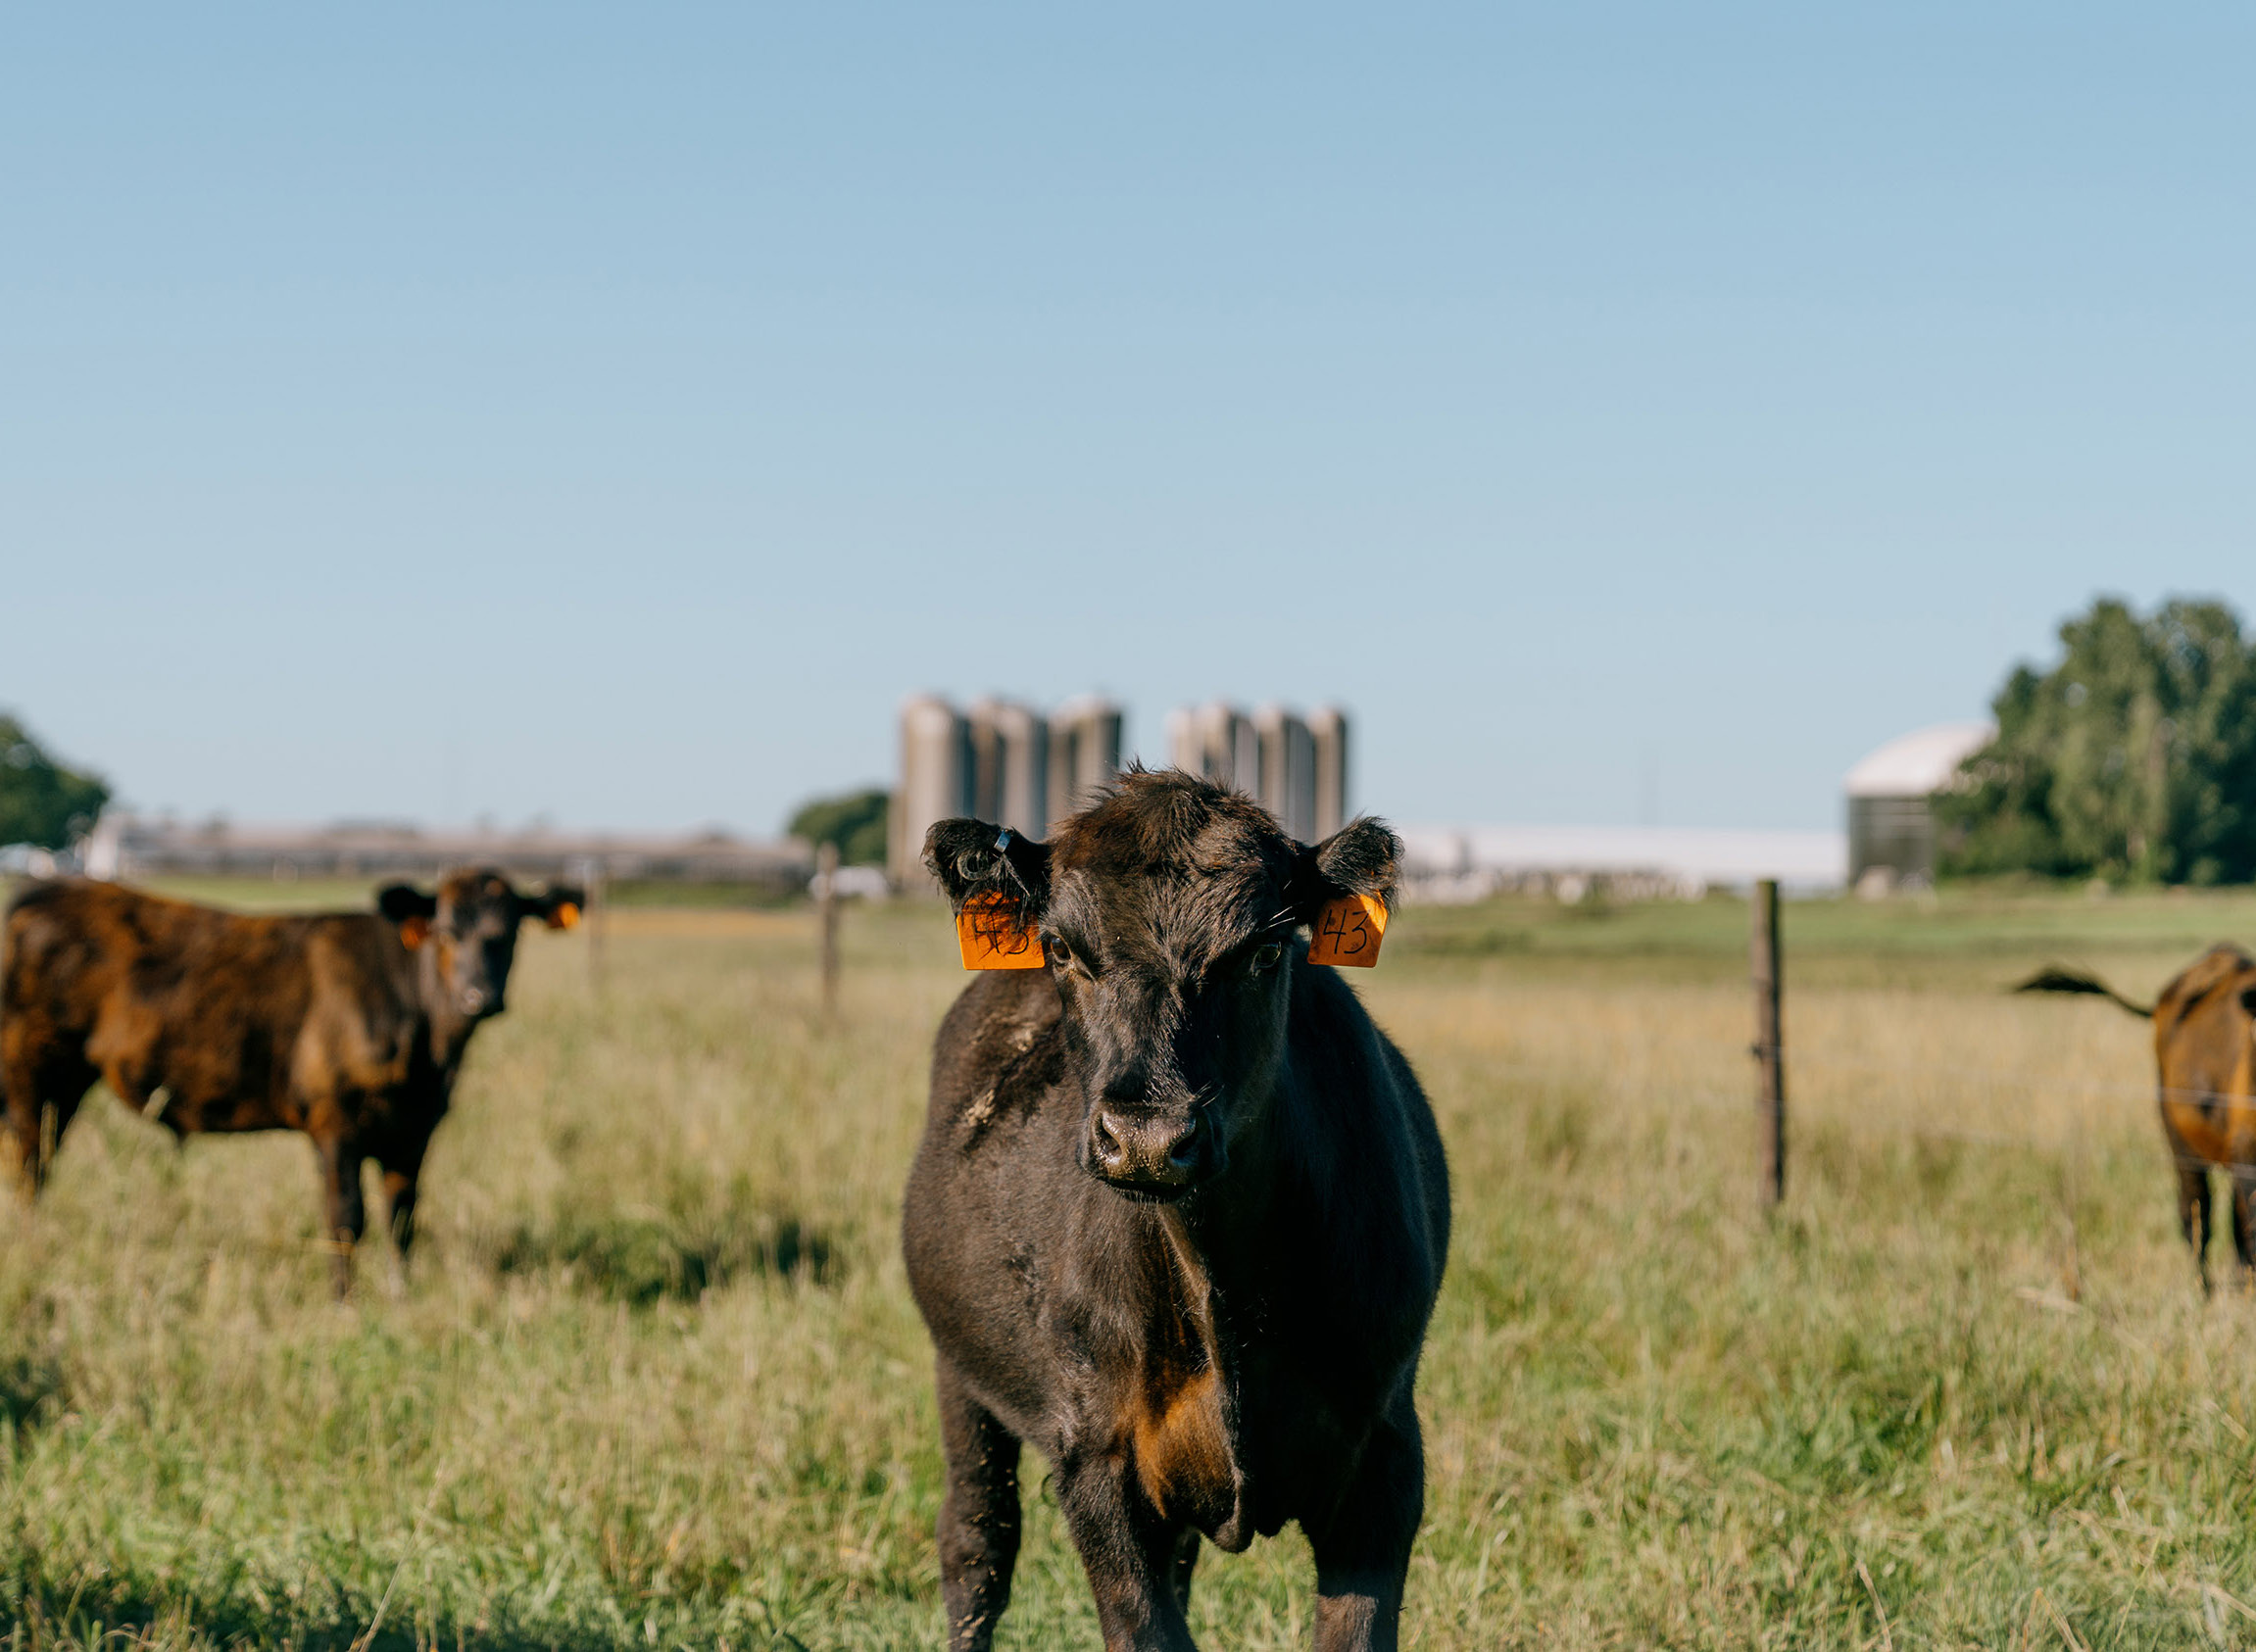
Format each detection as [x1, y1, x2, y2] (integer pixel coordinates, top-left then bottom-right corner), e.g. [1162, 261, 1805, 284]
[0, 870, 580, 1292]
[2020, 946, 2256, 1292]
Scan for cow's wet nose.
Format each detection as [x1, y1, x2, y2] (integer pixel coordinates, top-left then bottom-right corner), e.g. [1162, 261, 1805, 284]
[1091, 1109, 1208, 1192]
[459, 986, 489, 1017]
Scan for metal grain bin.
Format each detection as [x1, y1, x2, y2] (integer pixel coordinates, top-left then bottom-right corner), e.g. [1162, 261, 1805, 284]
[1252, 705, 1317, 842]
[1167, 702, 1253, 789]
[1046, 696, 1124, 830]
[892, 695, 972, 887]
[1842, 722, 1995, 891]
[967, 699, 1050, 839]
[1307, 705, 1349, 840]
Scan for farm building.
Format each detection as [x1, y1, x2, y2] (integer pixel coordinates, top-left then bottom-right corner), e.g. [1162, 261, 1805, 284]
[1842, 721, 1995, 892]
[1397, 823, 1845, 902]
[74, 814, 811, 891]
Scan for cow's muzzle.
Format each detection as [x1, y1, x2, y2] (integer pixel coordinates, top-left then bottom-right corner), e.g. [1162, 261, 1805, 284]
[1086, 1106, 1219, 1199]
[459, 986, 499, 1018]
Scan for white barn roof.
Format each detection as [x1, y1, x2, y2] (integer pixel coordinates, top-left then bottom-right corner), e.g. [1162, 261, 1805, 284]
[1842, 722, 1995, 799]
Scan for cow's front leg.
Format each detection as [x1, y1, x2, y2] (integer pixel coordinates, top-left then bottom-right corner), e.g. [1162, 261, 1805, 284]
[1305, 1402, 1426, 1652]
[377, 1135, 432, 1274]
[0, 1080, 40, 1201]
[1, 1047, 92, 1200]
[935, 1358, 1022, 1651]
[311, 1130, 367, 1297]
[1055, 1450, 1196, 1652]
[1168, 1528, 1200, 1614]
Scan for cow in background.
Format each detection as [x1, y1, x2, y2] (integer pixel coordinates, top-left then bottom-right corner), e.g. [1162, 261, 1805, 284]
[1, 869, 580, 1292]
[2021, 945, 2256, 1292]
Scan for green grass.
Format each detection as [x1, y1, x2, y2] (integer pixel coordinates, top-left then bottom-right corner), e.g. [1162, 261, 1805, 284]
[6, 884, 2256, 1646]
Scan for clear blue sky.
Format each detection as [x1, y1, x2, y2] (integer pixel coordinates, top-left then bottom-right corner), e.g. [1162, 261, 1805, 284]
[5, 5, 2250, 836]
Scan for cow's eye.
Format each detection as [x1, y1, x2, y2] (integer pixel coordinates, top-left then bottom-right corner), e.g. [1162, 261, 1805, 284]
[1251, 942, 1284, 973]
[1046, 937, 1075, 970]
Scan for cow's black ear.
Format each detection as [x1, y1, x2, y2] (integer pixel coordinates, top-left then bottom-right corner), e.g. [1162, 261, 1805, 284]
[521, 885, 586, 931]
[922, 818, 1052, 917]
[377, 884, 439, 923]
[1294, 817, 1401, 920]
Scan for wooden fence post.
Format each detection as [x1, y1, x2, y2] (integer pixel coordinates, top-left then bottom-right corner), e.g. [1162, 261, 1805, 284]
[584, 856, 607, 995]
[1752, 877, 1786, 1207]
[816, 841, 840, 1015]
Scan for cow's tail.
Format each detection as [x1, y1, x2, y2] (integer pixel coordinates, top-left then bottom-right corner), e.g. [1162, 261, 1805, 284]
[2014, 966, 2154, 1019]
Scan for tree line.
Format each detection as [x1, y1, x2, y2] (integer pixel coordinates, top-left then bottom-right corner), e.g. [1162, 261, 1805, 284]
[0, 708, 900, 873]
[16, 599, 2256, 887]
[0, 715, 109, 852]
[1939, 596, 2256, 885]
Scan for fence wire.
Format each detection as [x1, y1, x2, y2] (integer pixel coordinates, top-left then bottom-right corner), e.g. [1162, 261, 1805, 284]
[1462, 1045, 2254, 1179]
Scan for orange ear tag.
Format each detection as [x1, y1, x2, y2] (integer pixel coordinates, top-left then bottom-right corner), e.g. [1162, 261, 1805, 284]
[553, 901, 581, 931]
[956, 895, 1046, 970]
[1307, 894, 1387, 967]
[399, 915, 431, 950]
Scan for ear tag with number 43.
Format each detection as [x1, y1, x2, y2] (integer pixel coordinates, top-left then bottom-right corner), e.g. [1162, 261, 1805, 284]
[1307, 893, 1387, 967]
[957, 894, 1046, 970]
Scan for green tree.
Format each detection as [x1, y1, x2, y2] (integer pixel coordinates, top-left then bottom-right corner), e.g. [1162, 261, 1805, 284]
[0, 714, 111, 850]
[786, 788, 891, 866]
[1938, 597, 2256, 883]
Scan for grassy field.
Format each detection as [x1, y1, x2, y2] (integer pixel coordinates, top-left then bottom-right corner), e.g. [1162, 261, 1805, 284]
[8, 880, 2256, 1647]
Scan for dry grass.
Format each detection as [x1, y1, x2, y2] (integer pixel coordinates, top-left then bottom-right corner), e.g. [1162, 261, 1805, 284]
[4, 885, 2256, 1647]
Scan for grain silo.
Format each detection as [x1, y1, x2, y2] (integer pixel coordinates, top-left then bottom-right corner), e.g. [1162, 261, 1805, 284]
[1307, 705, 1349, 840]
[1045, 696, 1125, 830]
[966, 699, 1050, 838]
[1165, 702, 1254, 788]
[1163, 701, 1351, 840]
[1842, 722, 1995, 891]
[1252, 705, 1317, 841]
[890, 695, 971, 886]
[896, 694, 1123, 883]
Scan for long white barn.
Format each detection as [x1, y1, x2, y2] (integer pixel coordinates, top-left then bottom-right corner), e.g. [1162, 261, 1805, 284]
[1397, 823, 1846, 901]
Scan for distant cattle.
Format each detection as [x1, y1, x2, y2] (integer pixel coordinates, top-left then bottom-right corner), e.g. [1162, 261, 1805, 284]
[2021, 947, 2256, 1292]
[0, 871, 580, 1292]
[904, 770, 1449, 1652]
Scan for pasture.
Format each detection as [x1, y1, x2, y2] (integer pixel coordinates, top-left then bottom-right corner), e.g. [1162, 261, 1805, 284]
[7, 881, 2256, 1648]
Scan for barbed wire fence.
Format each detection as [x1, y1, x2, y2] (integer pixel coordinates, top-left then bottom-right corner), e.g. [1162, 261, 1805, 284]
[1723, 884, 2256, 1300]
[1415, 889, 2256, 1303]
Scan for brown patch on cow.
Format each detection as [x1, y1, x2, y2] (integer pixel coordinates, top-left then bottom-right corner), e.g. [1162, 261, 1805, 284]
[1132, 1358, 1232, 1526]
[1128, 1215, 1239, 1532]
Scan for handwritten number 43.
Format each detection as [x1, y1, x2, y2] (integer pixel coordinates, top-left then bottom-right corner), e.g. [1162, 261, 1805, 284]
[1320, 907, 1370, 953]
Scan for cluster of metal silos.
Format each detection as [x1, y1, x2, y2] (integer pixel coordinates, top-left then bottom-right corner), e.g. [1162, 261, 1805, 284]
[889, 695, 1124, 884]
[1163, 704, 1349, 843]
